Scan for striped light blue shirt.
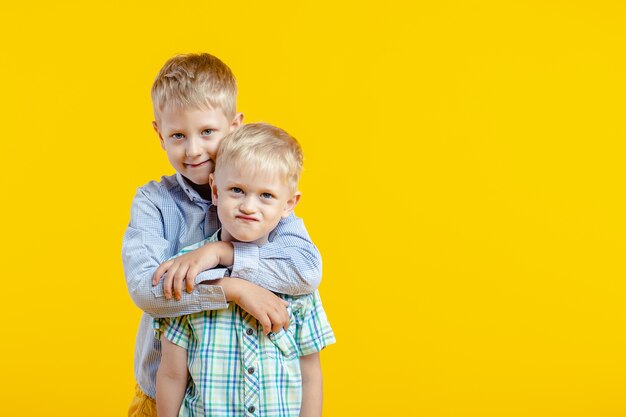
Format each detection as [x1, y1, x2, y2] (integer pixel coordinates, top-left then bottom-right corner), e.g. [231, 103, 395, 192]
[122, 173, 322, 399]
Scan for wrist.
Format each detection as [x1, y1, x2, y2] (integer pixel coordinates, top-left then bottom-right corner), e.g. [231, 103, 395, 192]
[218, 277, 243, 303]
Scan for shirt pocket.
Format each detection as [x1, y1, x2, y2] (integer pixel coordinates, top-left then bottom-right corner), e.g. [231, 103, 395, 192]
[262, 328, 299, 360]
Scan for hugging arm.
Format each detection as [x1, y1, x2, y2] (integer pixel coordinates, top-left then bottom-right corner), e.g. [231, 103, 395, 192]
[124, 185, 320, 321]
[230, 214, 322, 295]
[122, 187, 229, 319]
[151, 212, 322, 300]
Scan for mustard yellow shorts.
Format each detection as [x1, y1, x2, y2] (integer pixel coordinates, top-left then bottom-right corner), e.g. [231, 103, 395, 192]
[128, 383, 157, 417]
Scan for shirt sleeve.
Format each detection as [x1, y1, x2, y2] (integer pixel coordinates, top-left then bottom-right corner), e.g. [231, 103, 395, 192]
[156, 316, 191, 350]
[122, 186, 228, 319]
[230, 214, 322, 295]
[294, 291, 336, 356]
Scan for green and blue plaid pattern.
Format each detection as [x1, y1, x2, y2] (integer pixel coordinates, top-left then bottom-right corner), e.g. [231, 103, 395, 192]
[155, 233, 335, 416]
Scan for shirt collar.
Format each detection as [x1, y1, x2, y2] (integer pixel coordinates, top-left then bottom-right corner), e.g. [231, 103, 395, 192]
[211, 229, 222, 241]
[176, 172, 213, 205]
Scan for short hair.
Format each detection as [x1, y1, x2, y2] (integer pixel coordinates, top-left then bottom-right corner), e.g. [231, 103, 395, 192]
[151, 53, 237, 120]
[215, 123, 304, 193]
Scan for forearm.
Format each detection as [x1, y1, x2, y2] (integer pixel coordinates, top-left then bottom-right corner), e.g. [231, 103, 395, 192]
[213, 278, 240, 302]
[123, 188, 230, 318]
[142, 279, 228, 318]
[156, 370, 187, 417]
[124, 248, 228, 318]
[230, 216, 322, 295]
[156, 338, 188, 417]
[299, 353, 323, 417]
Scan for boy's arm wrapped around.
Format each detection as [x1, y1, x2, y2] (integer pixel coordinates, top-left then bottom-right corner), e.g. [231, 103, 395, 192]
[123, 183, 230, 319]
[151, 213, 321, 301]
[231, 213, 321, 294]
[123, 183, 321, 320]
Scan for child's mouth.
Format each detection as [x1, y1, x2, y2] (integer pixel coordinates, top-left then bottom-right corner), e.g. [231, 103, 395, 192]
[185, 160, 210, 168]
[236, 216, 258, 222]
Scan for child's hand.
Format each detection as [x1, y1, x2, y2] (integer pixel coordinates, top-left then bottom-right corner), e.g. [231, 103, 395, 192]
[220, 278, 290, 334]
[152, 242, 232, 300]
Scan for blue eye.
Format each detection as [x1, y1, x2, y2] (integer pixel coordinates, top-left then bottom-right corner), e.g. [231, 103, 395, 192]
[202, 129, 213, 136]
[261, 192, 274, 199]
[231, 187, 243, 194]
[171, 133, 185, 140]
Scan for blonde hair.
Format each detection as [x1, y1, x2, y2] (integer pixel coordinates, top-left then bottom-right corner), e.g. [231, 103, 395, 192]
[151, 53, 237, 120]
[216, 123, 303, 193]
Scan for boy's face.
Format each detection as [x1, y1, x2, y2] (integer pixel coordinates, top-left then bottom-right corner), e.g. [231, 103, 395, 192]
[210, 164, 301, 245]
[153, 107, 243, 186]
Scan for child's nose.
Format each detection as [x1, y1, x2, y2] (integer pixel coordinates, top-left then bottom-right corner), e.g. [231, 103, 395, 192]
[185, 136, 203, 157]
[240, 197, 256, 214]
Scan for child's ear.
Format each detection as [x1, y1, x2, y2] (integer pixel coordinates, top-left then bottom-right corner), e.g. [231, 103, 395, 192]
[209, 173, 218, 204]
[229, 113, 244, 132]
[282, 192, 302, 218]
[152, 121, 165, 150]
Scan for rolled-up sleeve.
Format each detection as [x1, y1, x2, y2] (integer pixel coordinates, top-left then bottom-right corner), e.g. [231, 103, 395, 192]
[122, 186, 228, 319]
[230, 214, 322, 295]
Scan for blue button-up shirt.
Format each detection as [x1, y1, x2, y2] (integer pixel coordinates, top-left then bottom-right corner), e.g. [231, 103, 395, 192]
[122, 173, 322, 398]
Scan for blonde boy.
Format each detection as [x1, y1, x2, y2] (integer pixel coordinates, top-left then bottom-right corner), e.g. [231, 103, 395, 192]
[155, 123, 335, 417]
[123, 54, 322, 416]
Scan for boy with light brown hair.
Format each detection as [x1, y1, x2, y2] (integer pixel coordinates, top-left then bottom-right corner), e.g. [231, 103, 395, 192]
[123, 54, 325, 416]
[155, 123, 335, 417]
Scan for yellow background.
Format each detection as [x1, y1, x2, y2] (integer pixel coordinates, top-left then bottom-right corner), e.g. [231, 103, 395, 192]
[1, 1, 625, 416]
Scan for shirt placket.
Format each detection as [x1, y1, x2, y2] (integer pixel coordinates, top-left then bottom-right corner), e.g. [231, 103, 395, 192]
[240, 310, 261, 416]
[205, 204, 220, 237]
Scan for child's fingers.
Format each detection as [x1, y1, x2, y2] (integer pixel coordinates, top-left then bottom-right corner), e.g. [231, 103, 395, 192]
[280, 303, 290, 330]
[250, 311, 272, 334]
[271, 320, 282, 334]
[269, 304, 290, 333]
[152, 260, 172, 285]
[279, 300, 290, 330]
[163, 264, 179, 299]
[172, 265, 190, 301]
[259, 314, 272, 335]
[186, 266, 200, 293]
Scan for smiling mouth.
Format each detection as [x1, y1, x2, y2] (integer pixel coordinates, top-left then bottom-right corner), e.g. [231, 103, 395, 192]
[185, 160, 211, 168]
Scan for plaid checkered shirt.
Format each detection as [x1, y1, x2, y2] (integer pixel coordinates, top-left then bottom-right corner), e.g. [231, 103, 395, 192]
[155, 232, 335, 417]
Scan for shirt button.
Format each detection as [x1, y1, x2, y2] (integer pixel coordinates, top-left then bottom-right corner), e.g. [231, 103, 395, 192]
[248, 406, 256, 413]
[246, 328, 254, 336]
[247, 367, 255, 374]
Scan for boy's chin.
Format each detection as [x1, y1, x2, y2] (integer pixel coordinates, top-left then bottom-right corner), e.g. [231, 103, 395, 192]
[182, 174, 211, 186]
[229, 231, 267, 245]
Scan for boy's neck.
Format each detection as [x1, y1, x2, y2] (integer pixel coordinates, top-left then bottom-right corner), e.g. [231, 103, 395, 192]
[183, 176, 212, 200]
[220, 228, 269, 246]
